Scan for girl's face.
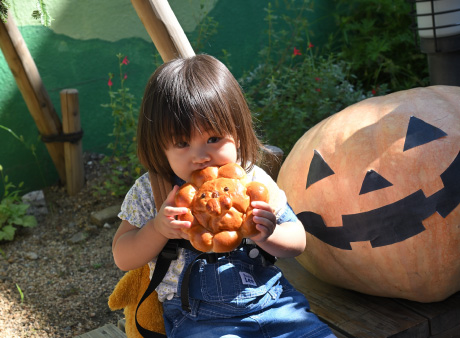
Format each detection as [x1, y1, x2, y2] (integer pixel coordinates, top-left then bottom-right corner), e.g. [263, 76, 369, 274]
[164, 130, 238, 182]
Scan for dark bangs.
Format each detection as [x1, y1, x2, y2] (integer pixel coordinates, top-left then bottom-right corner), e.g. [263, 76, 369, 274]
[159, 59, 238, 147]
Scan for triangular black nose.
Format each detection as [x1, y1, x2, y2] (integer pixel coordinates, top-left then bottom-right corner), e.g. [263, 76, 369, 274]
[359, 170, 393, 195]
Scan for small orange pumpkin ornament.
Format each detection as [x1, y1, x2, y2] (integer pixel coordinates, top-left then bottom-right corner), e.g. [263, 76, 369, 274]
[278, 86, 460, 302]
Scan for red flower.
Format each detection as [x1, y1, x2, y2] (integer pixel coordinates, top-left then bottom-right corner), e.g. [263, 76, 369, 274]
[122, 56, 129, 65]
[308, 42, 314, 49]
[315, 77, 321, 82]
[124, 73, 128, 80]
[315, 88, 321, 92]
[293, 47, 302, 56]
[372, 89, 377, 95]
[108, 77, 113, 87]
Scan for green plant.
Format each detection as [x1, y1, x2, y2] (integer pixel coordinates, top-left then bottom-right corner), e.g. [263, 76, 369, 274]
[189, 2, 219, 52]
[242, 0, 377, 154]
[0, 164, 37, 241]
[0, 125, 45, 187]
[15, 283, 24, 303]
[0, 0, 9, 23]
[326, 0, 429, 92]
[98, 54, 143, 197]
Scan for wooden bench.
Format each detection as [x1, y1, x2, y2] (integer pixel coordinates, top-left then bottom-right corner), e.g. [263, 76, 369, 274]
[276, 258, 460, 338]
[78, 258, 460, 337]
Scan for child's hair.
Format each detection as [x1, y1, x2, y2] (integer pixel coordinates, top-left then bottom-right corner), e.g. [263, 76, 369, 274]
[137, 54, 261, 178]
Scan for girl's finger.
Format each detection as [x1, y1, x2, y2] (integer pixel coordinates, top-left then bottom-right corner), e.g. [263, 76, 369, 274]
[163, 206, 189, 217]
[251, 200, 274, 213]
[170, 220, 191, 230]
[253, 215, 272, 228]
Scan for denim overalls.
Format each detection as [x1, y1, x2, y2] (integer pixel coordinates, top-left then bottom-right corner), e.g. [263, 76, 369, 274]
[161, 240, 335, 338]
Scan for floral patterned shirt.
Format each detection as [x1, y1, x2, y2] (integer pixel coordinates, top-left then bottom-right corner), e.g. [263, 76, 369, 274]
[118, 164, 294, 302]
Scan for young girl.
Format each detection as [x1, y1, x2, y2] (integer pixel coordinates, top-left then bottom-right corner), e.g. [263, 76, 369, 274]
[112, 54, 335, 338]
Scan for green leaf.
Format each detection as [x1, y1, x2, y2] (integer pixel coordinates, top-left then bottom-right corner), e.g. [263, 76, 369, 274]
[22, 215, 37, 227]
[0, 225, 16, 241]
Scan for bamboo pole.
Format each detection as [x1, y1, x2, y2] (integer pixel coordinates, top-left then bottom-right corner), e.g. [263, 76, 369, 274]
[131, 0, 195, 62]
[0, 15, 66, 183]
[61, 89, 84, 196]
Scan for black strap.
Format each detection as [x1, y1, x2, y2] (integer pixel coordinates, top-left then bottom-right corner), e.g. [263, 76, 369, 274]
[40, 130, 84, 143]
[135, 240, 180, 338]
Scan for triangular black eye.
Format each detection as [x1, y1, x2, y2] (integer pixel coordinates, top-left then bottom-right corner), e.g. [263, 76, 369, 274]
[403, 116, 447, 151]
[359, 170, 393, 195]
[306, 150, 335, 189]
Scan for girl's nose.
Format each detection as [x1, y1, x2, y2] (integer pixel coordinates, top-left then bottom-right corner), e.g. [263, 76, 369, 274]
[192, 147, 211, 163]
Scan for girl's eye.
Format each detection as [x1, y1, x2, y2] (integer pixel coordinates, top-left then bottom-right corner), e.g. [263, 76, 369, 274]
[207, 136, 221, 144]
[175, 141, 189, 149]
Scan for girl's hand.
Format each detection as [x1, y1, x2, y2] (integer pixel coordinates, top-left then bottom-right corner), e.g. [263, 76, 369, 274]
[153, 185, 191, 240]
[249, 201, 276, 243]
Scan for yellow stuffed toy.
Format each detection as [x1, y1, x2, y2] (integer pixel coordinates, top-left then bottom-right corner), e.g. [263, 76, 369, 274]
[108, 264, 166, 337]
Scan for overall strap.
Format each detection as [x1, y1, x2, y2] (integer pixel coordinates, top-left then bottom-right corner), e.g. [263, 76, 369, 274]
[134, 171, 173, 338]
[135, 238, 199, 337]
[135, 241, 179, 338]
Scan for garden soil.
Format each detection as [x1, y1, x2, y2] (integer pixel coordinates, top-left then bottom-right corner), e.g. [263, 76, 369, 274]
[0, 153, 131, 337]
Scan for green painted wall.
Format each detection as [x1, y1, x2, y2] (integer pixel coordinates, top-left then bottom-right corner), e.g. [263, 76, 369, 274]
[0, 0, 334, 194]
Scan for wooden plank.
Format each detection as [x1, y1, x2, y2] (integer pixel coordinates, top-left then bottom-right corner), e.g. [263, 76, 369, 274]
[430, 322, 460, 338]
[395, 292, 460, 336]
[60, 89, 84, 195]
[276, 258, 430, 338]
[0, 16, 66, 183]
[76, 323, 126, 338]
[331, 328, 349, 338]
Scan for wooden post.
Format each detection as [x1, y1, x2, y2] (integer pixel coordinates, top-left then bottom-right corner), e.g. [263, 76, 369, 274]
[131, 0, 195, 62]
[0, 15, 66, 184]
[61, 89, 84, 196]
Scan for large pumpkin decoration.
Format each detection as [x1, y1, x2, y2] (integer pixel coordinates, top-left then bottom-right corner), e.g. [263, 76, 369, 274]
[278, 86, 460, 302]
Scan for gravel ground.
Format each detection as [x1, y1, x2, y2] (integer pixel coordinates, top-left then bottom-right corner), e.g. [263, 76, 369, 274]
[0, 154, 129, 337]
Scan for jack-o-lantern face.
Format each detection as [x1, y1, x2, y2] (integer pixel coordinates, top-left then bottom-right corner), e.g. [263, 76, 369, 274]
[278, 86, 460, 302]
[298, 116, 459, 250]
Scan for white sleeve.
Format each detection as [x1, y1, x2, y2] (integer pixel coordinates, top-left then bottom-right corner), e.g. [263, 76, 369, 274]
[248, 165, 289, 221]
[117, 172, 157, 228]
